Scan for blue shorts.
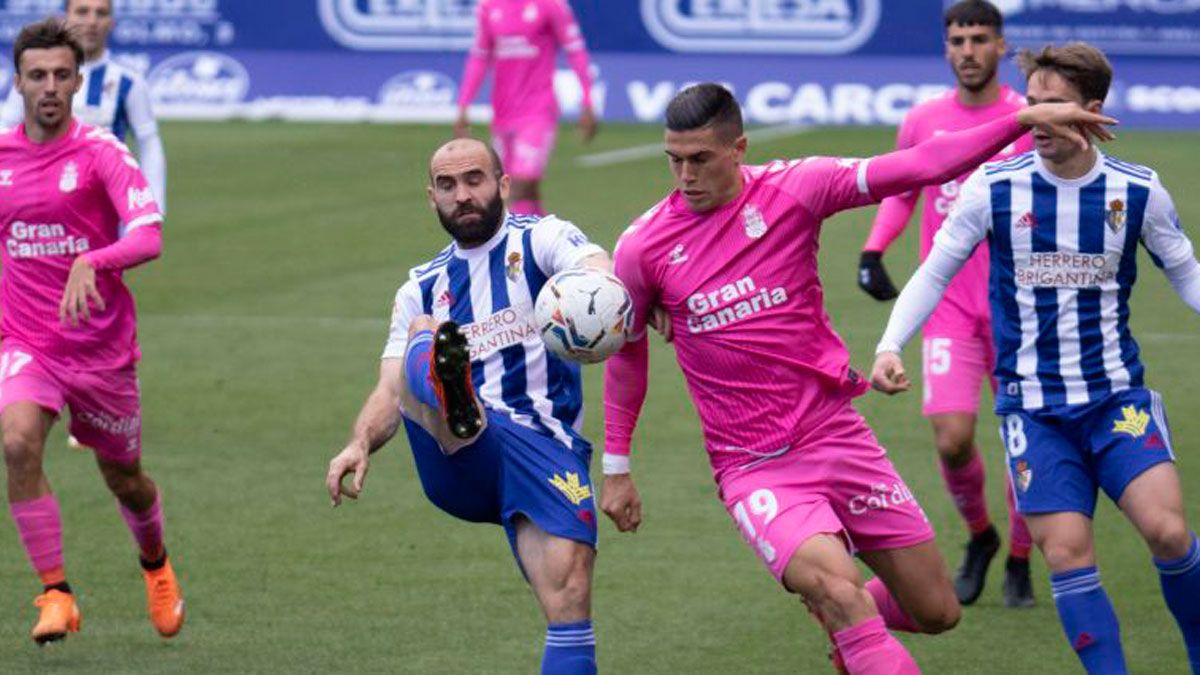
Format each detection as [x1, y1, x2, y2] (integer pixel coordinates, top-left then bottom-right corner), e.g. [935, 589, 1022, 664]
[402, 411, 597, 558]
[1000, 388, 1175, 517]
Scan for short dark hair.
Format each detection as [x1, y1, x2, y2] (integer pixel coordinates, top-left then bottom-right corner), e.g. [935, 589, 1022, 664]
[1017, 42, 1113, 104]
[944, 0, 1003, 34]
[13, 18, 83, 74]
[665, 83, 743, 141]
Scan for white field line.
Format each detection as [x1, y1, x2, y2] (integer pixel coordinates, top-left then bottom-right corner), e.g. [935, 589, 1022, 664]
[575, 124, 814, 168]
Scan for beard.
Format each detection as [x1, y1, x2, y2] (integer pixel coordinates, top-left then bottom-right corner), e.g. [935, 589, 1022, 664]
[956, 62, 998, 94]
[436, 189, 506, 248]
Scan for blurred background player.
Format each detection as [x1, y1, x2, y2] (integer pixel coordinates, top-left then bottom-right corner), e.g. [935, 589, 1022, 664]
[326, 138, 610, 674]
[857, 0, 1035, 609]
[601, 83, 1112, 673]
[1, 19, 182, 644]
[874, 42, 1200, 674]
[454, 0, 597, 217]
[1, 0, 166, 211]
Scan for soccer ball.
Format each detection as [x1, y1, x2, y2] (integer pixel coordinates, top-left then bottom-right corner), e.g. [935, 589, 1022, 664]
[535, 268, 634, 364]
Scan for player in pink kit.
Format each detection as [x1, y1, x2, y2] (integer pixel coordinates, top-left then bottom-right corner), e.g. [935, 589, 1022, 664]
[0, 19, 183, 644]
[455, 0, 596, 216]
[857, 1, 1036, 609]
[600, 84, 1113, 673]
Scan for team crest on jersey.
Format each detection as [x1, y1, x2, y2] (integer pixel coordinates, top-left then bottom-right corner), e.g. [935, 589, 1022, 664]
[1106, 199, 1127, 233]
[548, 472, 592, 505]
[1112, 405, 1149, 438]
[1015, 460, 1032, 493]
[523, 2, 538, 22]
[59, 161, 78, 193]
[742, 205, 768, 239]
[0, 169, 12, 187]
[506, 251, 523, 281]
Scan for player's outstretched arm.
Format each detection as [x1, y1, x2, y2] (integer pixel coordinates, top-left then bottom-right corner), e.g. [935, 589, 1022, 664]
[326, 359, 405, 506]
[865, 103, 1116, 202]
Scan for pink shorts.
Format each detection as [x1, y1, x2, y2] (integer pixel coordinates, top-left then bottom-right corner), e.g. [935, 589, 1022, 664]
[0, 342, 142, 464]
[921, 334, 996, 417]
[492, 123, 557, 180]
[717, 403, 934, 583]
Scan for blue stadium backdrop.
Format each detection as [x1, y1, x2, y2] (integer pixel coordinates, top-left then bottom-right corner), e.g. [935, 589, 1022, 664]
[0, 0, 1197, 128]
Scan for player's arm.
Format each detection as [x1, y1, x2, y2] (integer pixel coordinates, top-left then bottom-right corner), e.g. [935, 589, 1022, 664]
[0, 86, 23, 128]
[864, 103, 1115, 204]
[325, 358, 406, 507]
[126, 78, 167, 212]
[326, 283, 421, 505]
[62, 136, 163, 326]
[549, 0, 597, 143]
[529, 215, 607, 276]
[859, 116, 920, 301]
[1142, 176, 1200, 314]
[455, 4, 495, 138]
[871, 170, 991, 394]
[601, 229, 655, 533]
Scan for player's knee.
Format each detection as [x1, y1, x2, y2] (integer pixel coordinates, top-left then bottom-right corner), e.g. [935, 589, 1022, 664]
[933, 427, 973, 461]
[99, 465, 147, 503]
[912, 595, 961, 634]
[543, 565, 591, 621]
[1039, 538, 1093, 571]
[2, 428, 43, 474]
[804, 573, 869, 623]
[1143, 515, 1192, 560]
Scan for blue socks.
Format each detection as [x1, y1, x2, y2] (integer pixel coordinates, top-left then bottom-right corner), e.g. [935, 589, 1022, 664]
[542, 620, 596, 675]
[1156, 533, 1200, 673]
[1050, 567, 1127, 674]
[404, 330, 439, 410]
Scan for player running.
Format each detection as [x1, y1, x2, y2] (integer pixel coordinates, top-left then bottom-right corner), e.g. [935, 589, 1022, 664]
[857, 0, 1035, 608]
[2, 0, 167, 210]
[600, 83, 1113, 673]
[454, 0, 597, 216]
[873, 43, 1200, 673]
[327, 138, 610, 674]
[1, 19, 182, 644]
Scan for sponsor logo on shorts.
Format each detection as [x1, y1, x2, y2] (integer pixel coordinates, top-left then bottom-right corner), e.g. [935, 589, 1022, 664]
[848, 481, 915, 516]
[549, 472, 592, 505]
[77, 410, 140, 437]
[1015, 459, 1032, 492]
[1112, 405, 1150, 438]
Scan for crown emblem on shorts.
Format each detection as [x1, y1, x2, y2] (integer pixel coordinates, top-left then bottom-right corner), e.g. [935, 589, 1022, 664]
[548, 472, 592, 506]
[59, 161, 78, 193]
[742, 205, 767, 239]
[1015, 460, 1033, 493]
[1106, 199, 1126, 233]
[1112, 405, 1149, 438]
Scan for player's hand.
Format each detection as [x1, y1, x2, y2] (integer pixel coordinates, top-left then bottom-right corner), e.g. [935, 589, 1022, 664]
[871, 351, 911, 395]
[1018, 102, 1117, 150]
[59, 256, 104, 327]
[578, 107, 598, 144]
[453, 111, 470, 139]
[858, 251, 898, 301]
[326, 441, 370, 507]
[648, 306, 673, 343]
[600, 473, 642, 533]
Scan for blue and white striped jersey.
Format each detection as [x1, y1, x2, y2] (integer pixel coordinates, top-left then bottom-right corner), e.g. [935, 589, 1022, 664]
[384, 212, 604, 451]
[935, 150, 1195, 411]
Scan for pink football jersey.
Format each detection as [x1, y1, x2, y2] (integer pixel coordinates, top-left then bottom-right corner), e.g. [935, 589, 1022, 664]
[865, 86, 1032, 334]
[458, 0, 593, 129]
[610, 159, 874, 478]
[0, 120, 162, 370]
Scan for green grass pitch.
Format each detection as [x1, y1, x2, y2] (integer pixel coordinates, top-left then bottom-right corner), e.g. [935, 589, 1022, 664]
[0, 121, 1197, 673]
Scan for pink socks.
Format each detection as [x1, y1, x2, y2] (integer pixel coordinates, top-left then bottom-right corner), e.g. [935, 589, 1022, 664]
[939, 452, 991, 535]
[119, 493, 165, 562]
[834, 616, 922, 674]
[10, 494, 65, 586]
